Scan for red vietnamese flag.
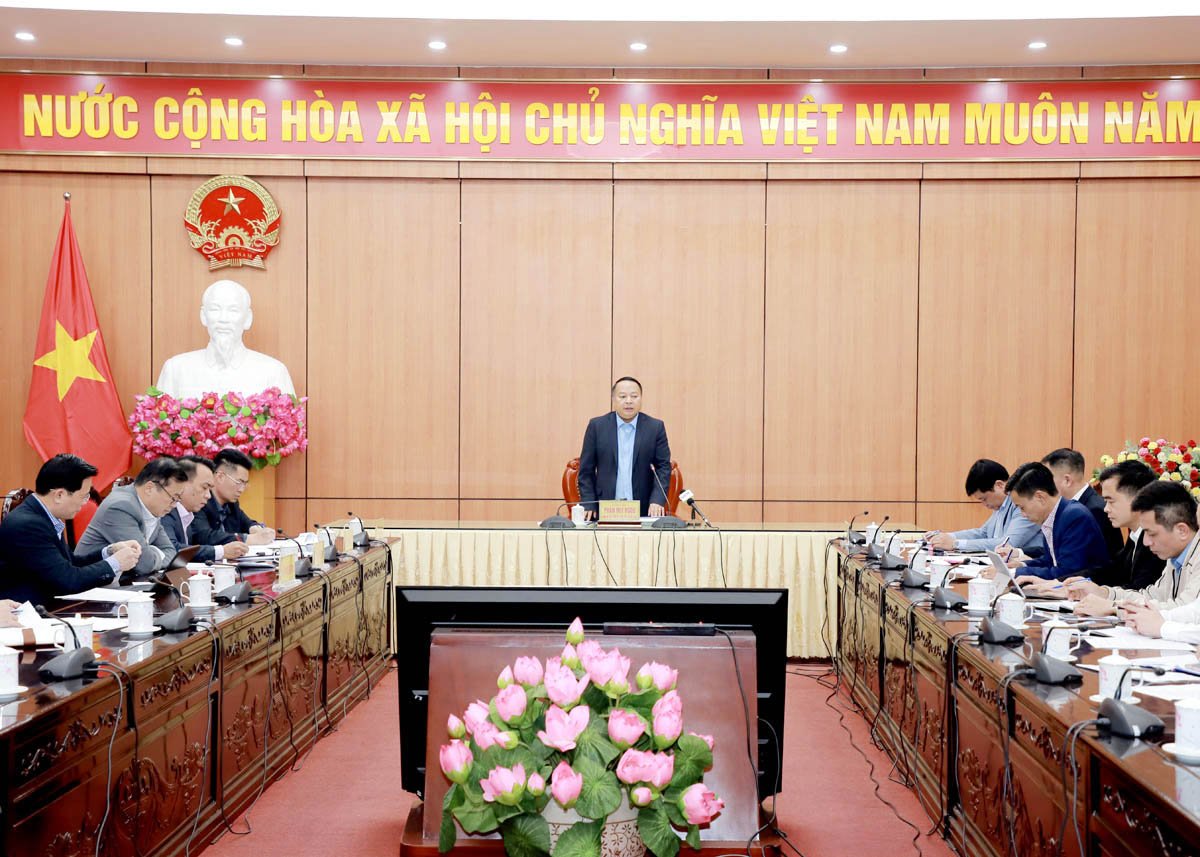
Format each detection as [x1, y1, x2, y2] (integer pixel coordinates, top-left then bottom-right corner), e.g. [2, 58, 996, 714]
[22, 197, 131, 490]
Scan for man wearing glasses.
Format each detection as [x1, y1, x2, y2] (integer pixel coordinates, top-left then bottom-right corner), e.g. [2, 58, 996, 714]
[76, 457, 189, 579]
[190, 448, 275, 549]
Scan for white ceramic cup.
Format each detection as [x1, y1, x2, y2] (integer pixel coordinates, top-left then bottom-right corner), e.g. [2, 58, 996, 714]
[1176, 698, 1200, 752]
[929, 560, 952, 589]
[117, 595, 155, 633]
[180, 573, 214, 608]
[1097, 651, 1143, 700]
[571, 504, 587, 525]
[212, 566, 238, 592]
[52, 616, 93, 651]
[1043, 623, 1084, 660]
[0, 645, 18, 692]
[967, 577, 993, 611]
[995, 593, 1036, 627]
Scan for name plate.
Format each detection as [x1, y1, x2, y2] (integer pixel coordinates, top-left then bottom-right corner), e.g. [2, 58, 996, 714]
[336, 530, 355, 555]
[599, 500, 640, 524]
[277, 552, 296, 586]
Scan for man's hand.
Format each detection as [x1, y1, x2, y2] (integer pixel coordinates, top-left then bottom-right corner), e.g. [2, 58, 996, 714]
[246, 529, 274, 546]
[1123, 603, 1166, 638]
[1075, 594, 1117, 617]
[1066, 579, 1103, 600]
[0, 599, 19, 628]
[223, 540, 250, 559]
[112, 545, 140, 572]
[928, 533, 957, 550]
[109, 539, 142, 557]
[648, 503, 665, 518]
[1015, 575, 1055, 591]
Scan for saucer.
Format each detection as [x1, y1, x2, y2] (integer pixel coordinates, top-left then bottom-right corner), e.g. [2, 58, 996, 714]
[188, 602, 216, 611]
[1091, 693, 1140, 705]
[125, 625, 162, 638]
[1162, 742, 1200, 765]
[1045, 654, 1077, 663]
[0, 685, 28, 701]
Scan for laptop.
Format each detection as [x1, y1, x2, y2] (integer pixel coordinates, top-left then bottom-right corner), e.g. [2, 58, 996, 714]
[985, 550, 1027, 598]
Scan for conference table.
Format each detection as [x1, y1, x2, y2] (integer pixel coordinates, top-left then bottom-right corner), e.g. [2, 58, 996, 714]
[374, 520, 848, 658]
[836, 543, 1200, 857]
[0, 543, 392, 857]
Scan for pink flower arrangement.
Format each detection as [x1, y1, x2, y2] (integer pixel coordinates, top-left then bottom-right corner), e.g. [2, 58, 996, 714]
[128, 386, 307, 469]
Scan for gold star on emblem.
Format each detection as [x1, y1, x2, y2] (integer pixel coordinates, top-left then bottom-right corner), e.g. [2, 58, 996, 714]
[218, 188, 245, 215]
[33, 322, 107, 401]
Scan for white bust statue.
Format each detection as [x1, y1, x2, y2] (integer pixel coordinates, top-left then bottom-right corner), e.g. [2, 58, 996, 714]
[156, 279, 296, 400]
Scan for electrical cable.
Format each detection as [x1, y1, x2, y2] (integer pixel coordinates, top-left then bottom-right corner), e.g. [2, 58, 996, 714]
[590, 523, 619, 586]
[714, 628, 767, 857]
[183, 623, 221, 857]
[92, 664, 126, 857]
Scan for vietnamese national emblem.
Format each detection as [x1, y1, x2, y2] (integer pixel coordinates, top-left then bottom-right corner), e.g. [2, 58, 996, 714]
[184, 175, 280, 270]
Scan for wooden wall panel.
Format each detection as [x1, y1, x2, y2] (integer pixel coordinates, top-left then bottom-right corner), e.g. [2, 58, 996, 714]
[916, 180, 1077, 501]
[763, 502, 917, 529]
[613, 181, 765, 501]
[0, 173, 151, 491]
[1073, 178, 1200, 470]
[307, 498, 459, 528]
[459, 500, 566, 523]
[914, 502, 991, 532]
[148, 174, 308, 497]
[764, 180, 919, 501]
[305, 178, 460, 498]
[459, 179, 614, 498]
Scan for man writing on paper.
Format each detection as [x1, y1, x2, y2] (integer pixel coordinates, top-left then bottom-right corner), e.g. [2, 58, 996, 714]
[1005, 462, 1108, 581]
[162, 455, 250, 562]
[924, 459, 1043, 554]
[577, 377, 671, 520]
[1067, 481, 1200, 617]
[189, 448, 275, 547]
[75, 457, 188, 579]
[0, 454, 139, 606]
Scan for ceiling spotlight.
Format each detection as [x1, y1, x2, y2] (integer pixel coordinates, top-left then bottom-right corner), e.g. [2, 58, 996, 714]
[428, 40, 447, 51]
[1027, 41, 1047, 50]
[829, 44, 848, 54]
[15, 31, 35, 42]
[630, 42, 647, 52]
[225, 36, 243, 47]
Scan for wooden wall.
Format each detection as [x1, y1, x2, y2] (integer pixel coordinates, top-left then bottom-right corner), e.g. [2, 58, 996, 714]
[3, 63, 1200, 532]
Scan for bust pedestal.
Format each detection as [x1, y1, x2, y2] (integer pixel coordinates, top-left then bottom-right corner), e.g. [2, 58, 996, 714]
[238, 467, 275, 526]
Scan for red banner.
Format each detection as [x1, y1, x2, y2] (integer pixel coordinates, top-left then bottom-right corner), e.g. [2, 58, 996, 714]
[1, 73, 1198, 161]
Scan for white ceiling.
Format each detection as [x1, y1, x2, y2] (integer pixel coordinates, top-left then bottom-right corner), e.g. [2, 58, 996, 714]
[0, 4, 1198, 70]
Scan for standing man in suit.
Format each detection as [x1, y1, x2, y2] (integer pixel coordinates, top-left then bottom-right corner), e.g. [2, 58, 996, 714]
[190, 448, 275, 546]
[0, 454, 140, 606]
[1007, 462, 1109, 581]
[577, 377, 671, 520]
[162, 455, 251, 562]
[1041, 448, 1124, 557]
[76, 457, 188, 578]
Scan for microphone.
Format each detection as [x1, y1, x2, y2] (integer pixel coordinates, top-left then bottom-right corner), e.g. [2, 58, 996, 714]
[1112, 664, 1166, 702]
[678, 489, 712, 528]
[847, 510, 869, 546]
[649, 465, 686, 529]
[35, 606, 96, 681]
[346, 512, 372, 548]
[35, 605, 79, 649]
[540, 501, 598, 529]
[277, 529, 314, 578]
[867, 515, 892, 560]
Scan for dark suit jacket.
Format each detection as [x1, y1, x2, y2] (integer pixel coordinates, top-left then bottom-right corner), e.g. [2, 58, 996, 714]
[161, 507, 218, 563]
[189, 496, 259, 547]
[1084, 530, 1164, 591]
[0, 498, 116, 607]
[1023, 498, 1111, 580]
[1078, 484, 1125, 559]
[577, 412, 671, 517]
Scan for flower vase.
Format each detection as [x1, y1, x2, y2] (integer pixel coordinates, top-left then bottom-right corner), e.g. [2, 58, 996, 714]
[542, 792, 645, 857]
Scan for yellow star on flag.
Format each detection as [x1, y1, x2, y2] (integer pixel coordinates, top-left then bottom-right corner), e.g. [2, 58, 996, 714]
[33, 321, 107, 401]
[218, 188, 245, 215]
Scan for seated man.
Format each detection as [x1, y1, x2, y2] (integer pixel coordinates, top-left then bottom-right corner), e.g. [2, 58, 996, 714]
[1006, 461, 1108, 581]
[189, 448, 274, 547]
[162, 455, 250, 563]
[0, 454, 139, 606]
[1068, 481, 1200, 616]
[924, 459, 1043, 554]
[76, 457, 187, 579]
[1041, 448, 1124, 558]
[1063, 460, 1162, 591]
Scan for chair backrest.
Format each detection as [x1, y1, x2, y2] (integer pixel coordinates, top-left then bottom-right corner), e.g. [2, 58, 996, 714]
[561, 459, 684, 516]
[2, 488, 33, 522]
[113, 476, 134, 488]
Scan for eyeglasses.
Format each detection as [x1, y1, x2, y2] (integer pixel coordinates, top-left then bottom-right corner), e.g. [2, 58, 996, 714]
[154, 482, 184, 504]
[220, 471, 250, 489]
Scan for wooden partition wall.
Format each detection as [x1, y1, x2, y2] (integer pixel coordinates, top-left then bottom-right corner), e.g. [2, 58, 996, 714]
[3, 64, 1200, 532]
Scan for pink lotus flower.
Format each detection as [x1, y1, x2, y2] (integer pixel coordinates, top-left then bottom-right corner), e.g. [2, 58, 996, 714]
[679, 783, 725, 825]
[495, 684, 527, 723]
[538, 704, 590, 752]
[497, 666, 514, 688]
[513, 656, 544, 686]
[607, 709, 646, 748]
[481, 764, 526, 806]
[583, 648, 631, 692]
[560, 644, 581, 669]
[615, 749, 674, 789]
[550, 761, 583, 808]
[527, 772, 546, 796]
[566, 617, 585, 645]
[544, 659, 590, 708]
[576, 639, 603, 666]
[464, 700, 491, 735]
[631, 786, 654, 807]
[687, 732, 715, 751]
[652, 691, 683, 748]
[636, 661, 678, 692]
[473, 721, 503, 750]
[439, 739, 473, 784]
[447, 714, 465, 738]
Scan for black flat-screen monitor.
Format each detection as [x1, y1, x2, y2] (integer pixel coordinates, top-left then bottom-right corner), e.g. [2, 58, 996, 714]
[394, 586, 788, 799]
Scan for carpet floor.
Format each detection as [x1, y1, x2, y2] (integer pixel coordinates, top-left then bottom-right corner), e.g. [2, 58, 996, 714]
[203, 666, 954, 857]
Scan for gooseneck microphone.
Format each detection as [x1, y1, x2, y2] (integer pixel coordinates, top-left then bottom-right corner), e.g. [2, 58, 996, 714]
[678, 490, 712, 528]
[847, 510, 870, 546]
[867, 515, 892, 561]
[35, 605, 79, 649]
[35, 606, 97, 681]
[276, 528, 314, 578]
[346, 511, 371, 548]
[649, 465, 686, 529]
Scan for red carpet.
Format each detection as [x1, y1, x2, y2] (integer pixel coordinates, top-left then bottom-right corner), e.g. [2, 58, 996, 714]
[204, 666, 953, 857]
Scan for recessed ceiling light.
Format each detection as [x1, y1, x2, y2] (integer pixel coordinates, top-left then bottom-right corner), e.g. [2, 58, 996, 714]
[15, 31, 34, 42]
[1027, 40, 1047, 50]
[630, 42, 647, 52]
[269, 74, 283, 79]
[810, 78, 824, 82]
[1171, 74, 1185, 79]
[987, 77, 1002, 82]
[225, 36, 243, 47]
[829, 44, 848, 54]
[428, 40, 447, 51]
